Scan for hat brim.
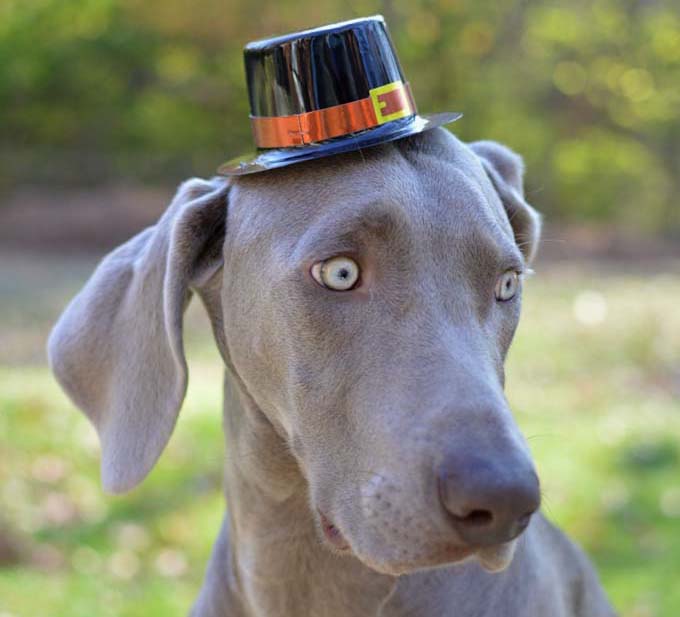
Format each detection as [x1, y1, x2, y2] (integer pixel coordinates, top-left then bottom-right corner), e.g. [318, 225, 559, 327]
[217, 112, 462, 176]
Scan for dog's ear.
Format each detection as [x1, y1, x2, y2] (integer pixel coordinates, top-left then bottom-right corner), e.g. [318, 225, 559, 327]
[470, 141, 541, 264]
[48, 177, 230, 493]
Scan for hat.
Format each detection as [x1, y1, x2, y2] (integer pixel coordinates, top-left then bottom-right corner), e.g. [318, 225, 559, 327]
[217, 15, 461, 176]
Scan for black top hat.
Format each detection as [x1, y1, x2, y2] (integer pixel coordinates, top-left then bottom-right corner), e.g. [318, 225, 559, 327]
[218, 16, 461, 176]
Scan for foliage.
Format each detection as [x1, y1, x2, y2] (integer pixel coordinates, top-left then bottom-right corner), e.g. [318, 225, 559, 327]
[0, 256, 679, 615]
[1, 0, 679, 234]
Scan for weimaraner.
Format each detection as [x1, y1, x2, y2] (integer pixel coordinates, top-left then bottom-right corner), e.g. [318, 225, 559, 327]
[48, 128, 616, 616]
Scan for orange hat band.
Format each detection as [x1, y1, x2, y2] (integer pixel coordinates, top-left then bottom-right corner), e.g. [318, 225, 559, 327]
[251, 81, 416, 149]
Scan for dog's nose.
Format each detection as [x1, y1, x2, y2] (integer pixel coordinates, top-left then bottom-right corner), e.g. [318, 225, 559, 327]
[437, 453, 540, 547]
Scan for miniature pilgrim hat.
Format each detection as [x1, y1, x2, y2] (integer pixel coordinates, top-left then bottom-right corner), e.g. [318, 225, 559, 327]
[218, 15, 462, 175]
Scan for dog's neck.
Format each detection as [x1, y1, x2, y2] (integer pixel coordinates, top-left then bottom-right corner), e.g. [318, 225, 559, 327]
[221, 370, 397, 617]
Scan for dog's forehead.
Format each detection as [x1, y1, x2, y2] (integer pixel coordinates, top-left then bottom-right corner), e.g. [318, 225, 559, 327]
[229, 131, 509, 246]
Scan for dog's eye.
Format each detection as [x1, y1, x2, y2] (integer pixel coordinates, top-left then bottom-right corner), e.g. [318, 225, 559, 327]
[495, 270, 520, 301]
[311, 257, 360, 291]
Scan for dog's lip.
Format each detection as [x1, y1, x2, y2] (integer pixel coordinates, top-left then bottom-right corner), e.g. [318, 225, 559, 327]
[359, 543, 478, 576]
[366, 540, 517, 577]
[474, 541, 518, 573]
[315, 510, 519, 574]
[318, 510, 351, 551]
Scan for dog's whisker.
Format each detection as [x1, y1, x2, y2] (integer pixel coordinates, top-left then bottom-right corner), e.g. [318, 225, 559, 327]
[526, 432, 561, 441]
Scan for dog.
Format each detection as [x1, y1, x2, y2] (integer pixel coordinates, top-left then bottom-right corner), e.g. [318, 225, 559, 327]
[49, 128, 616, 616]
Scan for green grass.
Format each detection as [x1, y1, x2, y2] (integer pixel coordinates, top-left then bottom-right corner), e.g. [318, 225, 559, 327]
[1, 255, 679, 616]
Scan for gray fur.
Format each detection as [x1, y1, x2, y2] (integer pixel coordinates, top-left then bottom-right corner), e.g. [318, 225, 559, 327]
[48, 129, 615, 616]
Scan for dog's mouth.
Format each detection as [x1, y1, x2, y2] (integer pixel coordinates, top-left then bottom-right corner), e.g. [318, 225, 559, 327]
[319, 511, 351, 551]
[474, 541, 518, 572]
[317, 510, 518, 575]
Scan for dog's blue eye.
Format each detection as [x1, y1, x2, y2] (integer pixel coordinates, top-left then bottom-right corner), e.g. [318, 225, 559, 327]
[311, 257, 360, 291]
[495, 270, 520, 301]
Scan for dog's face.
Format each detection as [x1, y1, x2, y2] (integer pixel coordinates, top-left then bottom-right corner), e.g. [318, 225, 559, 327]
[223, 129, 541, 574]
[49, 128, 541, 577]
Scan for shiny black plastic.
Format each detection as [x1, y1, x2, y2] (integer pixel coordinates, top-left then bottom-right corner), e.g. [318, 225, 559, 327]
[217, 16, 463, 176]
[245, 16, 405, 117]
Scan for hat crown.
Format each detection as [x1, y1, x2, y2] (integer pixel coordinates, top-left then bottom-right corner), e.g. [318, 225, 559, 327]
[244, 16, 407, 118]
[217, 16, 460, 176]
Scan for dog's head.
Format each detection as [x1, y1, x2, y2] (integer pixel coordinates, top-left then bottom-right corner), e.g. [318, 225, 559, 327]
[49, 128, 541, 576]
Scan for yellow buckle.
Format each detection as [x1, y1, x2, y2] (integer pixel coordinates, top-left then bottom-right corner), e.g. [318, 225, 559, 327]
[369, 81, 413, 125]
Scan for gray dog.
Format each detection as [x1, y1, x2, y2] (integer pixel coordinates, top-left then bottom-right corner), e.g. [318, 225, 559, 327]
[49, 128, 615, 616]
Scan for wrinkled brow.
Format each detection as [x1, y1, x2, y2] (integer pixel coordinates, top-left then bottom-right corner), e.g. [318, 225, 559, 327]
[454, 221, 525, 272]
[292, 202, 411, 261]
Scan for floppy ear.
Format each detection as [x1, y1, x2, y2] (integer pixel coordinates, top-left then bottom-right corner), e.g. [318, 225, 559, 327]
[48, 177, 230, 493]
[470, 140, 542, 264]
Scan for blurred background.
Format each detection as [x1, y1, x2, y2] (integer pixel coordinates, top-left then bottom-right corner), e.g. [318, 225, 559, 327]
[0, 0, 678, 615]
